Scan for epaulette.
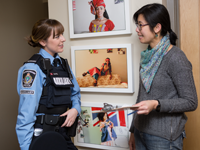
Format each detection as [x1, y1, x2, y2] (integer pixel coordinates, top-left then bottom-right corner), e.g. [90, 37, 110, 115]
[24, 54, 52, 75]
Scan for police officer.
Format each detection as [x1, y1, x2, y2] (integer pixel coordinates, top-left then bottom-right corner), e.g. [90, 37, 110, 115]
[16, 19, 81, 150]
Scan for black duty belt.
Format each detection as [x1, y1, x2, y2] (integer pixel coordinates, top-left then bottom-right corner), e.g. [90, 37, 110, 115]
[36, 104, 69, 114]
[36, 114, 66, 133]
[35, 114, 79, 137]
[36, 115, 66, 126]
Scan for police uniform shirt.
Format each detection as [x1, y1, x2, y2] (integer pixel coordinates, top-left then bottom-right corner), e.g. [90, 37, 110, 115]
[16, 48, 81, 150]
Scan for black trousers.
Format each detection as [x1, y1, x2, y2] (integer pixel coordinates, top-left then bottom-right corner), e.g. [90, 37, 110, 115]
[30, 123, 78, 150]
[59, 127, 78, 150]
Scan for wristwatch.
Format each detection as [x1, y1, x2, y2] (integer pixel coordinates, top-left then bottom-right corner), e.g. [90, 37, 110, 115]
[156, 100, 161, 112]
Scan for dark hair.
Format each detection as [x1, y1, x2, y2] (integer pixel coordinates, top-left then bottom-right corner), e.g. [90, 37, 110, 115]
[27, 19, 64, 48]
[106, 58, 111, 72]
[133, 3, 177, 45]
[97, 113, 109, 121]
[105, 57, 111, 66]
[95, 9, 109, 19]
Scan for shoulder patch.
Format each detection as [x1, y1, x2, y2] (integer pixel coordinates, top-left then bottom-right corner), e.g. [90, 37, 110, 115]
[22, 70, 36, 88]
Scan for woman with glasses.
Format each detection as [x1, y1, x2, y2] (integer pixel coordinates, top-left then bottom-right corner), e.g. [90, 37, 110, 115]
[129, 3, 197, 150]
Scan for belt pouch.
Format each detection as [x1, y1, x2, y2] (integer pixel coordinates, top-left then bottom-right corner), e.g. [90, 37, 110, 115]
[66, 116, 79, 137]
[43, 115, 60, 132]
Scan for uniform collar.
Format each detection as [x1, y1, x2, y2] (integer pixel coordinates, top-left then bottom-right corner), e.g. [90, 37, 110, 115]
[39, 48, 62, 65]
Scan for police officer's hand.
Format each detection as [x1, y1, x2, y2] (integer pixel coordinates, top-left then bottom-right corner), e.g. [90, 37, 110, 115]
[60, 108, 78, 127]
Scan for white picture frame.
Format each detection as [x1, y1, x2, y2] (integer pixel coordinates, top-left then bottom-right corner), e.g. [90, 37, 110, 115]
[71, 44, 134, 93]
[74, 102, 133, 150]
[68, 0, 131, 39]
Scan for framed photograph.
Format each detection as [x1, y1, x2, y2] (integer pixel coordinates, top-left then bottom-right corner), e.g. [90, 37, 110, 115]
[74, 102, 133, 149]
[68, 0, 131, 39]
[71, 44, 134, 93]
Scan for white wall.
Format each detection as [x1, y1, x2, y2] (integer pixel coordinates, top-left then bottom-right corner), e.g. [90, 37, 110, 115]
[48, 0, 162, 149]
[0, 0, 48, 149]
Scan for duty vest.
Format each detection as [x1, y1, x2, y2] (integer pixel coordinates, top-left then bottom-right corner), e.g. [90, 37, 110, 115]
[25, 54, 74, 113]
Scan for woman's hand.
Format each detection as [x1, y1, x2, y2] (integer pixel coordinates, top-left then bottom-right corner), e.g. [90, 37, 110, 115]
[60, 108, 78, 127]
[129, 133, 136, 150]
[132, 100, 158, 115]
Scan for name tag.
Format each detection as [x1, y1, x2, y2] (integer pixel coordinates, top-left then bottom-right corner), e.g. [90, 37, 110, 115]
[20, 90, 35, 95]
[53, 77, 72, 85]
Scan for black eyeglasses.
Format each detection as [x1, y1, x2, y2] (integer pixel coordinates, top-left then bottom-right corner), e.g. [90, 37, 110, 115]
[135, 23, 149, 31]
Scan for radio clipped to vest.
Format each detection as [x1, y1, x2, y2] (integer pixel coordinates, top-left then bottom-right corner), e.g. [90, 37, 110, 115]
[41, 58, 52, 72]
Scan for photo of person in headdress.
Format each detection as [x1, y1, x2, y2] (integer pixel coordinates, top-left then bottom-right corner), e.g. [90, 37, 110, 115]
[88, 0, 115, 32]
[71, 0, 126, 35]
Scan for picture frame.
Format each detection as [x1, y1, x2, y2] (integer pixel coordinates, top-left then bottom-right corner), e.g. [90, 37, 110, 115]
[71, 44, 134, 93]
[74, 102, 133, 150]
[68, 0, 131, 39]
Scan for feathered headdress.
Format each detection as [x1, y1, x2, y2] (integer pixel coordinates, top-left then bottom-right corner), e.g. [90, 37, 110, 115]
[89, 0, 106, 15]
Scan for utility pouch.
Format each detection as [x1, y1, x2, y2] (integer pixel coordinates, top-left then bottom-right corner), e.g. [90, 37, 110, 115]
[66, 116, 79, 137]
[45, 115, 60, 125]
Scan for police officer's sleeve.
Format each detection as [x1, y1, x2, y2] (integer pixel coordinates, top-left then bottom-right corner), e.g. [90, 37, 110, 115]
[16, 63, 44, 150]
[70, 68, 81, 115]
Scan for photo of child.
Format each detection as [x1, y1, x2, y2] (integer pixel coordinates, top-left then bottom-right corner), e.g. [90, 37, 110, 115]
[75, 105, 130, 149]
[97, 112, 117, 146]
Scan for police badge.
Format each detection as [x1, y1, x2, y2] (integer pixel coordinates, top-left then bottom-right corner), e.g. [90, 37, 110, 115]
[23, 70, 36, 87]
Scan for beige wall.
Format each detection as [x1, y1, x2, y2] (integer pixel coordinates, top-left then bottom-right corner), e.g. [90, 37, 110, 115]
[0, 0, 48, 149]
[179, 0, 200, 150]
[48, 0, 162, 106]
[48, 0, 162, 150]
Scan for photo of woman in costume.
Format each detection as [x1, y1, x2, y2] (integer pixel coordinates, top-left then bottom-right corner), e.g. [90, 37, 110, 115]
[82, 57, 112, 86]
[88, 0, 115, 32]
[97, 112, 117, 146]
